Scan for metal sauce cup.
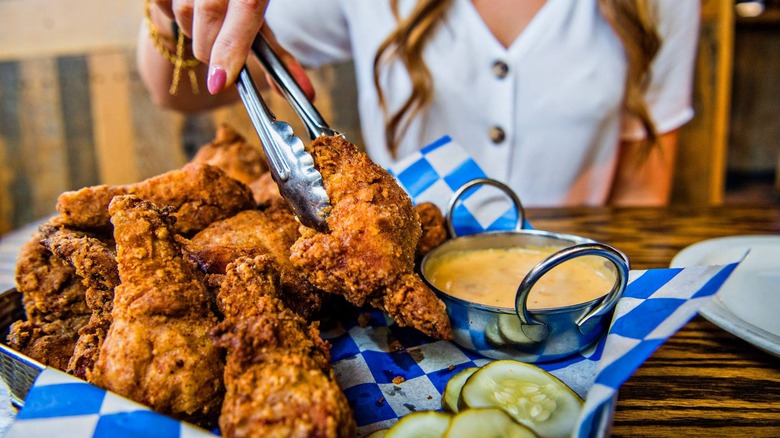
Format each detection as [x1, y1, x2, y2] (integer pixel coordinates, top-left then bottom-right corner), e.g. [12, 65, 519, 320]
[421, 178, 629, 362]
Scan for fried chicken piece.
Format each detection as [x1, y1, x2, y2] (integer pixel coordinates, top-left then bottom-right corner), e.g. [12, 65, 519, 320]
[211, 255, 355, 438]
[188, 123, 288, 207]
[90, 195, 223, 427]
[7, 317, 90, 371]
[7, 224, 91, 370]
[39, 223, 119, 380]
[414, 202, 449, 258]
[181, 204, 323, 319]
[56, 163, 255, 235]
[190, 124, 268, 186]
[289, 135, 452, 340]
[249, 171, 283, 207]
[13, 223, 90, 321]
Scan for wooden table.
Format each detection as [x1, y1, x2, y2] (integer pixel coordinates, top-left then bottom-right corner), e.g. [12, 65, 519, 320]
[526, 205, 780, 437]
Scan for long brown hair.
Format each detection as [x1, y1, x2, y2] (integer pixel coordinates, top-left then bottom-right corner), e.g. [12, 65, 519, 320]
[373, 0, 662, 158]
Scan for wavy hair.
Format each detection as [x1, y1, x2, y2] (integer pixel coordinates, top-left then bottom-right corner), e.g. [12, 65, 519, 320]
[373, 0, 662, 158]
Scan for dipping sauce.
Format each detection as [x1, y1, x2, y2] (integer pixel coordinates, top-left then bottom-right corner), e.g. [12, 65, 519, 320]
[425, 246, 614, 309]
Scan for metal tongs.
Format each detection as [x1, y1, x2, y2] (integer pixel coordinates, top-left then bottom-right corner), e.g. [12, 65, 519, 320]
[235, 33, 336, 232]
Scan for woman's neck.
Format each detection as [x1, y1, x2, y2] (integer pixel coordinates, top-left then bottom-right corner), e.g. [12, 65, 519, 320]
[471, 0, 548, 48]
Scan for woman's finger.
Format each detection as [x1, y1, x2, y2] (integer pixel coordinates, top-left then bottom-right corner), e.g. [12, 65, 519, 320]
[153, 0, 175, 20]
[191, 0, 228, 63]
[170, 0, 195, 37]
[206, 0, 268, 94]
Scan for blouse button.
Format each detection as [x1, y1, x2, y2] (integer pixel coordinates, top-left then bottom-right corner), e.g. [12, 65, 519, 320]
[492, 60, 509, 78]
[489, 126, 506, 144]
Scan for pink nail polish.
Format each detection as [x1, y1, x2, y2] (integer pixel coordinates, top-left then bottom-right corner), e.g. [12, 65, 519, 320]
[207, 66, 227, 95]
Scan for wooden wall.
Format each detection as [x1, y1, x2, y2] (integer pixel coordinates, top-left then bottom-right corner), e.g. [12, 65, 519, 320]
[672, 0, 734, 206]
[728, 8, 780, 174]
[0, 0, 745, 234]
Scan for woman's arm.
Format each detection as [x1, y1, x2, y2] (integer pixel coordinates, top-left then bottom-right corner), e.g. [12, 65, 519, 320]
[609, 130, 679, 206]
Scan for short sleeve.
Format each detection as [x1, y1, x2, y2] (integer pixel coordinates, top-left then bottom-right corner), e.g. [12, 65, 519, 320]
[265, 0, 353, 68]
[621, 1, 700, 140]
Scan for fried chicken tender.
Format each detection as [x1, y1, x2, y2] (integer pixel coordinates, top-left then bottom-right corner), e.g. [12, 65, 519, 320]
[414, 202, 449, 258]
[289, 135, 452, 340]
[7, 224, 91, 370]
[190, 124, 268, 186]
[39, 223, 119, 380]
[188, 124, 289, 207]
[91, 195, 223, 427]
[181, 204, 323, 319]
[249, 171, 283, 207]
[56, 163, 255, 235]
[7, 317, 89, 371]
[211, 255, 355, 438]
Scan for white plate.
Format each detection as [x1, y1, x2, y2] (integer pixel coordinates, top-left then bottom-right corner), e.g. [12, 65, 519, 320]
[670, 235, 780, 358]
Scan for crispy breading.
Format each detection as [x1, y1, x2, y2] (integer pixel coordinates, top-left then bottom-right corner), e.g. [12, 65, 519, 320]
[211, 255, 355, 438]
[289, 135, 452, 340]
[14, 225, 90, 321]
[249, 171, 284, 207]
[181, 205, 323, 320]
[39, 222, 119, 379]
[90, 195, 224, 427]
[190, 124, 268, 185]
[7, 316, 89, 371]
[7, 224, 91, 370]
[414, 202, 449, 258]
[55, 163, 255, 235]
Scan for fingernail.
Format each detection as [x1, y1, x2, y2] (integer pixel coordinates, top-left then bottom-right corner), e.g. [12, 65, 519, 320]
[207, 65, 227, 95]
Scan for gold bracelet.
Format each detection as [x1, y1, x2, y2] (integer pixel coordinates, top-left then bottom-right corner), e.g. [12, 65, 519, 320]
[144, 0, 200, 95]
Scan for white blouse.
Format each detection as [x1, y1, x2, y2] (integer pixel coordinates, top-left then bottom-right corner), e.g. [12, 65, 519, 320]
[266, 0, 700, 206]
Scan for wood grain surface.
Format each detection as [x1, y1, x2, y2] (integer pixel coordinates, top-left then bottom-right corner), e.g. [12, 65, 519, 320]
[527, 205, 780, 437]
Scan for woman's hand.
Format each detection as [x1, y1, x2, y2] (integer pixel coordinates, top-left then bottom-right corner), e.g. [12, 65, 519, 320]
[152, 0, 314, 99]
[154, 0, 266, 94]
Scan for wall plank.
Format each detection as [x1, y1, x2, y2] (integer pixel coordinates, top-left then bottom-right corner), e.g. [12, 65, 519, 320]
[88, 52, 139, 185]
[673, 0, 734, 205]
[0, 61, 23, 234]
[127, 51, 188, 177]
[18, 58, 69, 219]
[58, 56, 100, 191]
[728, 20, 780, 172]
[0, 134, 13, 236]
[0, 0, 142, 61]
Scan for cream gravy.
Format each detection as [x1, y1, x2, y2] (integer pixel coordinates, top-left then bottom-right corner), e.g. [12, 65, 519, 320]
[425, 246, 614, 309]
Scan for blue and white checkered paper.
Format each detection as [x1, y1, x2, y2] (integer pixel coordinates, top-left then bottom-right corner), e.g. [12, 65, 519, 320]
[6, 368, 215, 438]
[389, 136, 528, 235]
[5, 136, 738, 437]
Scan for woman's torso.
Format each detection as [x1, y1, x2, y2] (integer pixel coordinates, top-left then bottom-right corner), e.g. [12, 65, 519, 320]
[265, 0, 694, 206]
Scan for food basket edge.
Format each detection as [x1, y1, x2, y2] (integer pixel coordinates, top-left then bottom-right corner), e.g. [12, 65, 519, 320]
[0, 288, 45, 408]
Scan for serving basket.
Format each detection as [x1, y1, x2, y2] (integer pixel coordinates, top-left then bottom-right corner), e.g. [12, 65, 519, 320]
[0, 288, 45, 408]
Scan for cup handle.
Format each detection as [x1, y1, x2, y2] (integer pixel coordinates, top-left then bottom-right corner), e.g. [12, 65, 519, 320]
[514, 243, 630, 342]
[446, 178, 526, 238]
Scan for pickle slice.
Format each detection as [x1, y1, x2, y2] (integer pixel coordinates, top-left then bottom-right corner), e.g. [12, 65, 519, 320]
[385, 411, 451, 438]
[485, 319, 507, 346]
[442, 367, 479, 412]
[459, 360, 583, 438]
[444, 408, 538, 438]
[497, 314, 535, 344]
